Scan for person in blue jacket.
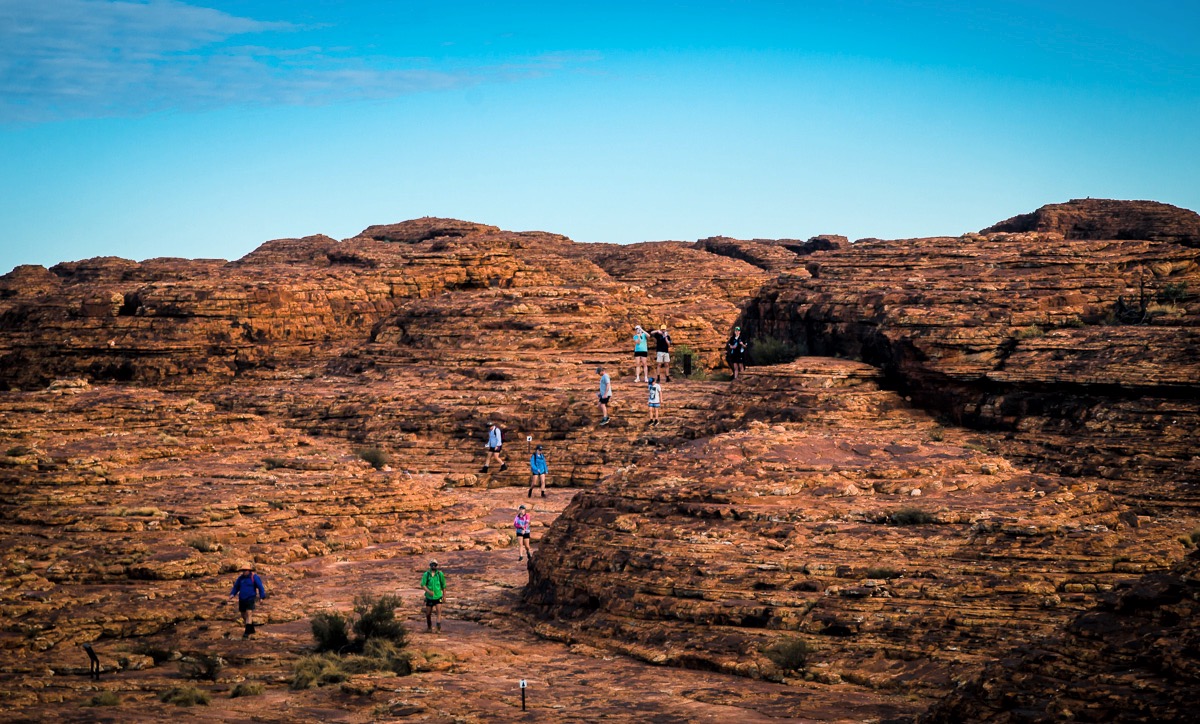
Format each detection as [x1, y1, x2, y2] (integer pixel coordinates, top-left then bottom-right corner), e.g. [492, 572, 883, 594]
[228, 562, 267, 639]
[528, 444, 548, 498]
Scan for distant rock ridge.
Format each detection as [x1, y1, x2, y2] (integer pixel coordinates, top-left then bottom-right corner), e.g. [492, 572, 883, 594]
[983, 198, 1200, 247]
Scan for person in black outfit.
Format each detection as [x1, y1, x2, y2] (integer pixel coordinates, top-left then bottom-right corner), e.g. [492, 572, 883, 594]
[650, 326, 672, 382]
[726, 327, 747, 380]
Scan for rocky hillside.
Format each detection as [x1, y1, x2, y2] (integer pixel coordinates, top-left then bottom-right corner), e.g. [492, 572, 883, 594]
[0, 200, 1197, 721]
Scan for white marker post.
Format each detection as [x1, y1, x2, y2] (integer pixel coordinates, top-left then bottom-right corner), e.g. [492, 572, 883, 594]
[520, 679, 527, 711]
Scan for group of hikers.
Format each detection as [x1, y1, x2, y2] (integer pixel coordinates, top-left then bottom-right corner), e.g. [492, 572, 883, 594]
[224, 323, 753, 639]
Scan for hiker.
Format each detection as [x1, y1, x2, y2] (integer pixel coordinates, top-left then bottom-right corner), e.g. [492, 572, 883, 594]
[596, 366, 611, 425]
[514, 505, 533, 561]
[482, 422, 507, 473]
[529, 444, 548, 498]
[632, 325, 649, 382]
[421, 560, 446, 632]
[726, 326, 747, 380]
[228, 562, 267, 639]
[647, 376, 663, 425]
[650, 326, 672, 382]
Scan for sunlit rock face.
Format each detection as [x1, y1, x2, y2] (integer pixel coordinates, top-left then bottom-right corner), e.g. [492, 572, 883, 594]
[1, 202, 1197, 720]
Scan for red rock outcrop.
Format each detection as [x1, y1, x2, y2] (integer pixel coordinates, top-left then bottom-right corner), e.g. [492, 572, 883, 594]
[983, 198, 1200, 247]
[1, 202, 1197, 721]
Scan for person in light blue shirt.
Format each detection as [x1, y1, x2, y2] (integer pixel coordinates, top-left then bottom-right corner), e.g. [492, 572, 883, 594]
[596, 366, 611, 425]
[483, 422, 507, 473]
[528, 444, 548, 498]
[632, 325, 649, 382]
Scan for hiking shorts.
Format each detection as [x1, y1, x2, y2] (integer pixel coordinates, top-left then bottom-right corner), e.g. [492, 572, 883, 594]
[488, 445, 502, 453]
[598, 396, 610, 405]
[238, 598, 257, 613]
[517, 531, 531, 539]
[634, 350, 648, 358]
[656, 351, 670, 363]
[649, 402, 660, 408]
[425, 597, 443, 608]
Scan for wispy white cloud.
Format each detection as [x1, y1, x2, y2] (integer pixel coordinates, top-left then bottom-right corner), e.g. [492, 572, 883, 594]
[0, 0, 592, 123]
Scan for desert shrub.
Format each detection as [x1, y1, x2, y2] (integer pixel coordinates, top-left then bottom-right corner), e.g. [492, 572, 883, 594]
[186, 535, 220, 553]
[291, 653, 349, 690]
[311, 610, 352, 653]
[352, 594, 407, 646]
[229, 682, 265, 698]
[1191, 529, 1200, 544]
[888, 508, 935, 526]
[88, 691, 120, 706]
[263, 457, 288, 470]
[1179, 536, 1195, 549]
[865, 567, 901, 580]
[928, 425, 944, 442]
[747, 336, 799, 366]
[361, 638, 412, 676]
[5, 445, 35, 457]
[763, 637, 810, 672]
[1158, 281, 1188, 304]
[1013, 325, 1045, 340]
[158, 686, 211, 707]
[1058, 316, 1086, 328]
[355, 447, 388, 470]
[180, 651, 225, 681]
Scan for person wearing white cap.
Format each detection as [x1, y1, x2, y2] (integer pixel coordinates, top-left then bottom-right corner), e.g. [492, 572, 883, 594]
[421, 560, 446, 633]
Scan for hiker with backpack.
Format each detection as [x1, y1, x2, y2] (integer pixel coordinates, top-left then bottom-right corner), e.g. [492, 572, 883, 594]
[482, 422, 507, 474]
[528, 444, 548, 498]
[421, 560, 447, 633]
[228, 562, 267, 639]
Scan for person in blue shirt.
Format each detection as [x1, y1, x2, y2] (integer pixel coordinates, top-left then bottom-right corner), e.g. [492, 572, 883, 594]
[632, 325, 649, 383]
[482, 422, 507, 473]
[228, 562, 267, 639]
[596, 366, 611, 425]
[528, 444, 548, 498]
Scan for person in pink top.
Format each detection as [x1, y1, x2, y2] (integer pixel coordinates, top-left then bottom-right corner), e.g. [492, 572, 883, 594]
[514, 505, 533, 561]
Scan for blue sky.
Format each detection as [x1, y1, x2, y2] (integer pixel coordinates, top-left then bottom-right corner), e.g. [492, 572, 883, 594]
[2, 0, 1198, 272]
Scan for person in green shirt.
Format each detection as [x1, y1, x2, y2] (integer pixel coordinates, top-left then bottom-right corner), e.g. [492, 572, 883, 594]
[421, 560, 447, 633]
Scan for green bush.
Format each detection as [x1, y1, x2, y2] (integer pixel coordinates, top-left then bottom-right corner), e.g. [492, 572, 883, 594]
[1190, 529, 1200, 544]
[311, 610, 352, 653]
[1014, 325, 1045, 340]
[887, 508, 935, 526]
[355, 447, 389, 470]
[88, 691, 120, 706]
[158, 686, 211, 707]
[763, 637, 810, 672]
[291, 654, 349, 690]
[747, 336, 799, 366]
[1158, 281, 1188, 304]
[361, 638, 412, 676]
[230, 682, 265, 698]
[352, 594, 407, 646]
[928, 425, 945, 442]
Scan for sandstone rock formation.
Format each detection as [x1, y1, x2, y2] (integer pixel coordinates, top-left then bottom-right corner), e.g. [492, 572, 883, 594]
[983, 198, 1200, 247]
[0, 200, 1197, 721]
